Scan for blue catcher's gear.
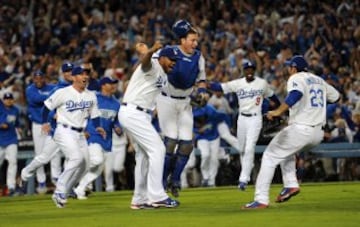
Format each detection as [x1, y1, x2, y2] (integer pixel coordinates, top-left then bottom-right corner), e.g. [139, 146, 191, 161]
[172, 20, 192, 39]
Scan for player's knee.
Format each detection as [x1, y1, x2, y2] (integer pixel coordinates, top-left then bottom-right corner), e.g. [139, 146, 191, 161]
[177, 140, 193, 156]
[91, 156, 104, 167]
[113, 165, 124, 173]
[164, 137, 178, 154]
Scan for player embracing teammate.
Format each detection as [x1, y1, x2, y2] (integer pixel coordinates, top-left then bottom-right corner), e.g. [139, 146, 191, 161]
[156, 19, 208, 197]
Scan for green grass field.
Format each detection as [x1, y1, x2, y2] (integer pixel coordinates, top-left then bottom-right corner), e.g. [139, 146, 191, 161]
[1, 182, 359, 227]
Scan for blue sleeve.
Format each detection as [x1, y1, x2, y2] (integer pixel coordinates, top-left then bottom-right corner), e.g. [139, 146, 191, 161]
[193, 106, 207, 117]
[92, 117, 101, 128]
[208, 82, 223, 92]
[26, 86, 48, 104]
[285, 90, 303, 107]
[15, 109, 20, 127]
[42, 106, 50, 123]
[212, 111, 226, 124]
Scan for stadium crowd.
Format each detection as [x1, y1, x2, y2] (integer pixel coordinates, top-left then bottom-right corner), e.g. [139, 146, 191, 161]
[0, 0, 360, 195]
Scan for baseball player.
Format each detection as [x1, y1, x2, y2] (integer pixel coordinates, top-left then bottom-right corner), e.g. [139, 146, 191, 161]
[25, 70, 56, 194]
[42, 66, 105, 208]
[118, 42, 180, 209]
[155, 19, 207, 197]
[208, 61, 281, 191]
[73, 77, 120, 199]
[0, 92, 21, 196]
[21, 63, 74, 191]
[193, 103, 223, 187]
[243, 55, 340, 209]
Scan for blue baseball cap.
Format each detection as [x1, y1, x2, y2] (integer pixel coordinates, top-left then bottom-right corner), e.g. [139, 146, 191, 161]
[285, 55, 308, 71]
[99, 77, 118, 86]
[72, 66, 84, 76]
[33, 70, 44, 77]
[3, 92, 14, 99]
[243, 61, 256, 70]
[62, 62, 74, 72]
[159, 47, 180, 61]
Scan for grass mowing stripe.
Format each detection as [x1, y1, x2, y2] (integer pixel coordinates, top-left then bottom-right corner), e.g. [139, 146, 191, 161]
[0, 182, 359, 227]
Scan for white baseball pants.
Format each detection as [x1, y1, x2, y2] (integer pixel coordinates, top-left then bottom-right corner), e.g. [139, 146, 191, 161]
[156, 94, 193, 140]
[31, 122, 47, 184]
[237, 115, 262, 183]
[53, 125, 88, 195]
[104, 133, 127, 192]
[118, 105, 168, 205]
[0, 144, 18, 190]
[197, 137, 220, 186]
[254, 124, 323, 205]
[76, 143, 104, 194]
[21, 135, 62, 184]
[217, 121, 239, 151]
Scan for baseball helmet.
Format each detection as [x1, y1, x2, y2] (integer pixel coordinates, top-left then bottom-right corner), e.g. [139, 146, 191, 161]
[285, 55, 308, 71]
[172, 20, 192, 39]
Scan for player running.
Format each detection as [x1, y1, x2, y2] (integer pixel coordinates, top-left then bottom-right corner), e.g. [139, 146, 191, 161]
[208, 61, 281, 191]
[0, 92, 21, 196]
[243, 55, 340, 209]
[25, 70, 56, 194]
[73, 77, 120, 199]
[21, 63, 74, 192]
[43, 66, 105, 208]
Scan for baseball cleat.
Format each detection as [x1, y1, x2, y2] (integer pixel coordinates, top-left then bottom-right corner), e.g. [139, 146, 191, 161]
[36, 182, 48, 195]
[152, 197, 180, 208]
[74, 187, 88, 200]
[242, 201, 268, 209]
[18, 179, 28, 195]
[52, 193, 67, 208]
[8, 188, 17, 197]
[130, 203, 156, 210]
[170, 185, 180, 198]
[275, 187, 300, 203]
[238, 182, 247, 191]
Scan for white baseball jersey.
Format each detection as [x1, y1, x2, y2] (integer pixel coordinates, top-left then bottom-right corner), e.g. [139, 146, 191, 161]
[253, 72, 340, 205]
[287, 72, 340, 126]
[119, 58, 169, 204]
[44, 86, 101, 128]
[122, 59, 166, 110]
[221, 77, 274, 114]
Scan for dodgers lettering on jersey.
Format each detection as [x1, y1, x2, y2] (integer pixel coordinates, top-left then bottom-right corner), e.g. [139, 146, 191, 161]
[287, 72, 340, 126]
[65, 100, 93, 112]
[87, 93, 120, 151]
[44, 86, 101, 128]
[0, 101, 20, 146]
[26, 83, 56, 123]
[221, 77, 274, 115]
[122, 58, 167, 110]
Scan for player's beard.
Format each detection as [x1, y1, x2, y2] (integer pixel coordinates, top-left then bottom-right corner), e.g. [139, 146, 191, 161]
[245, 74, 254, 82]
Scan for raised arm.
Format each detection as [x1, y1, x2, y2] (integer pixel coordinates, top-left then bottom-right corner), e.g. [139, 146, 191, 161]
[140, 41, 163, 72]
